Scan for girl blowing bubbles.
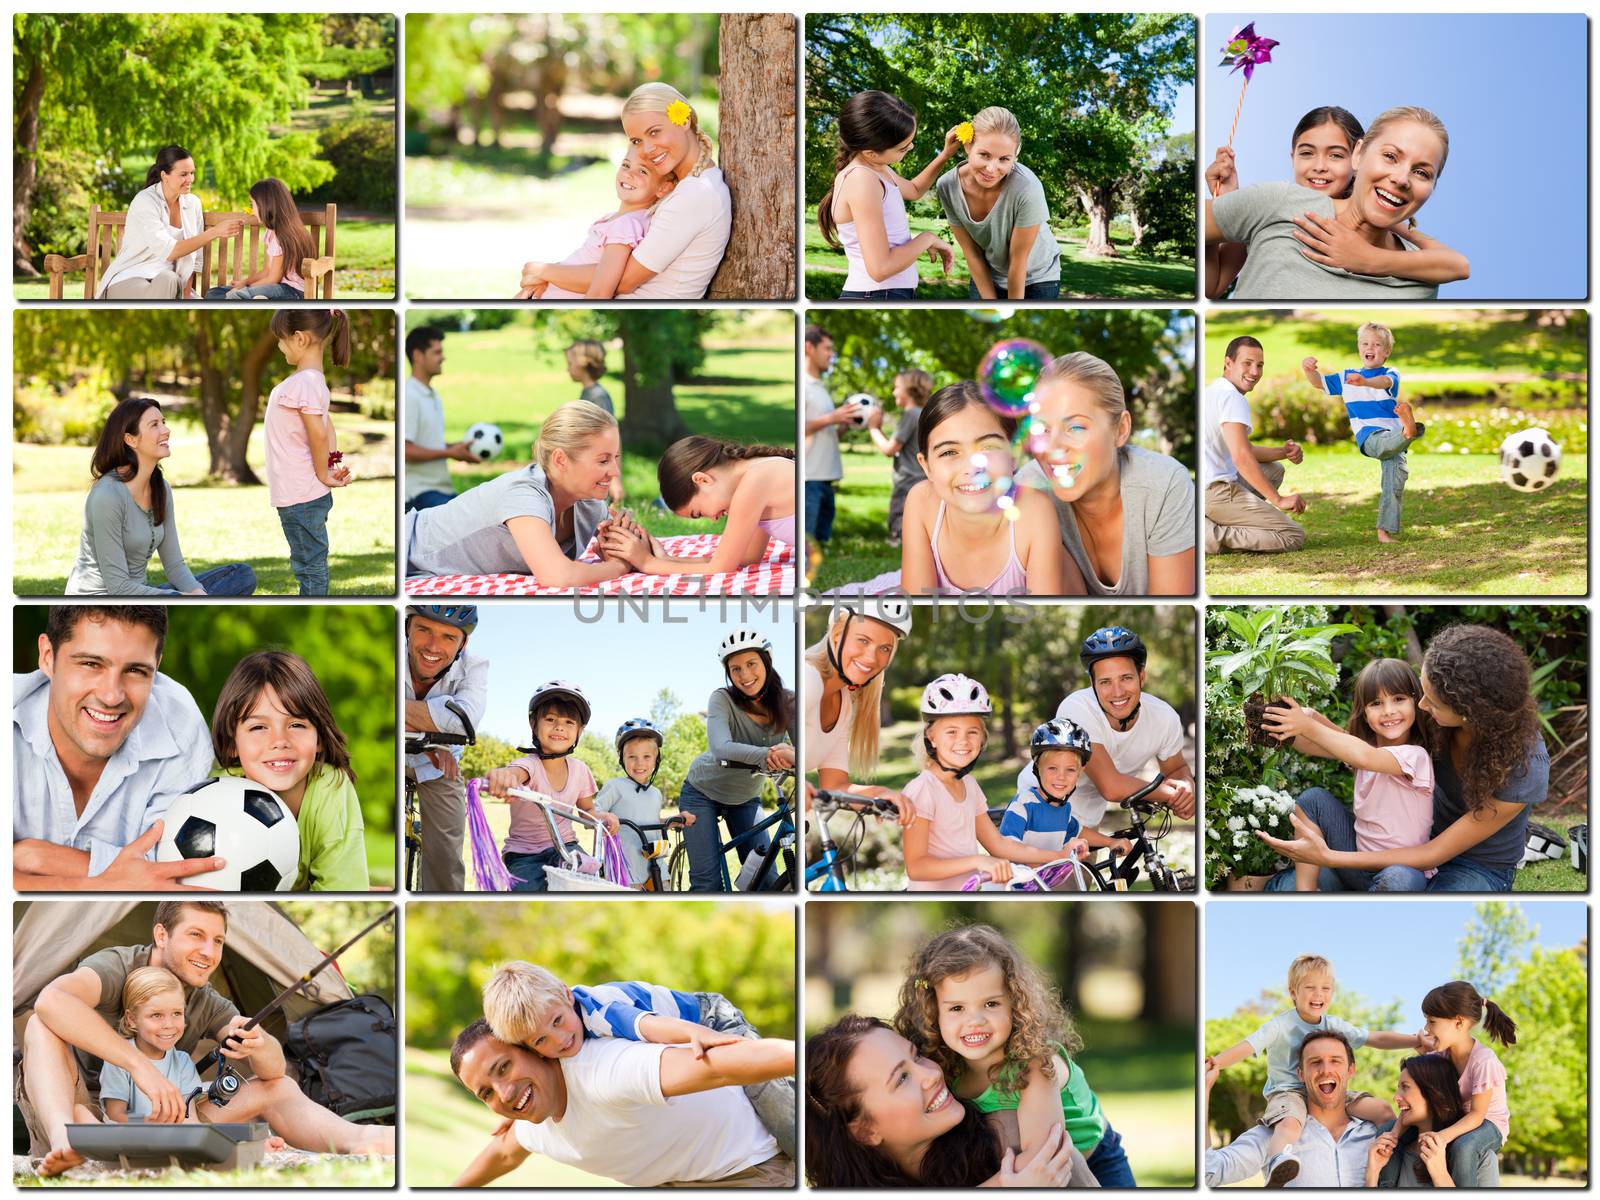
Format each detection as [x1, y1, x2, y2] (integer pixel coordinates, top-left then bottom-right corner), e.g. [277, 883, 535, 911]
[205, 178, 315, 301]
[819, 91, 959, 299]
[1263, 658, 1435, 893]
[212, 650, 369, 891]
[894, 925, 1135, 1187]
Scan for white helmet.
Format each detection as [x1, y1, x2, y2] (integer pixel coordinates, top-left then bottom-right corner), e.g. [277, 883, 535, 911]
[835, 597, 913, 639]
[717, 626, 773, 663]
[527, 679, 591, 728]
[920, 673, 992, 717]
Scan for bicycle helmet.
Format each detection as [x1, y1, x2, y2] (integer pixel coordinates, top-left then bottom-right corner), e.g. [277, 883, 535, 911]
[615, 717, 664, 790]
[525, 680, 591, 758]
[825, 599, 913, 692]
[407, 604, 479, 634]
[1030, 718, 1093, 765]
[717, 626, 773, 664]
[1080, 625, 1146, 732]
[920, 673, 991, 780]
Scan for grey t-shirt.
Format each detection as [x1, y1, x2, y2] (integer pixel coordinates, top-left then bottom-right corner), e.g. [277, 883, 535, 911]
[936, 163, 1060, 288]
[803, 376, 843, 482]
[1016, 445, 1195, 595]
[890, 407, 926, 487]
[1211, 182, 1438, 300]
[579, 383, 615, 416]
[67, 475, 201, 596]
[405, 464, 608, 576]
[1430, 735, 1548, 873]
[684, 688, 795, 804]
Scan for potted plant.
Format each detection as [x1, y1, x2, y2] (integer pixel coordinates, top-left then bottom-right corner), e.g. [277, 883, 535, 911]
[1205, 783, 1297, 889]
[1210, 610, 1360, 748]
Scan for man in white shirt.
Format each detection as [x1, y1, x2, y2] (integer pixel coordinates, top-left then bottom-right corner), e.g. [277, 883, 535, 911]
[404, 326, 478, 512]
[1203, 335, 1308, 553]
[450, 1020, 795, 1187]
[802, 325, 853, 546]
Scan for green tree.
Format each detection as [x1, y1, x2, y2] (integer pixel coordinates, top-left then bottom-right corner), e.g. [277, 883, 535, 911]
[1458, 901, 1538, 997]
[1496, 946, 1587, 1171]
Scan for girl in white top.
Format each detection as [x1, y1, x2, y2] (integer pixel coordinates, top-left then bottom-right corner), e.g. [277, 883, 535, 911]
[96, 145, 242, 299]
[518, 84, 731, 300]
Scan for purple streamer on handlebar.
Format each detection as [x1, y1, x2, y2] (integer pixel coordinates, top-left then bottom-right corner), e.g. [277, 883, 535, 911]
[466, 777, 520, 891]
[600, 830, 635, 888]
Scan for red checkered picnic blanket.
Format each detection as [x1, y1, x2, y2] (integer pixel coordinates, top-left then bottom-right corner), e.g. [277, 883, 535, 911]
[407, 533, 795, 597]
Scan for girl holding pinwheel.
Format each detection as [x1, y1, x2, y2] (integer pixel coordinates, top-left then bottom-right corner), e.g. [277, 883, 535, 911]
[935, 107, 1062, 300]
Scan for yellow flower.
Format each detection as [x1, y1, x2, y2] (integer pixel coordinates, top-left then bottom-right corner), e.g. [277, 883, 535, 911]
[667, 100, 692, 127]
[956, 121, 975, 145]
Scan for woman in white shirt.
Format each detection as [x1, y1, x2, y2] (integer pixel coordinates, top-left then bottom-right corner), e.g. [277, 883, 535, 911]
[518, 84, 733, 300]
[96, 145, 242, 300]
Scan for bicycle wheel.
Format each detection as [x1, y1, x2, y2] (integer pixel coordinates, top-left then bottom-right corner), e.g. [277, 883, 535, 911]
[667, 843, 692, 892]
[767, 848, 797, 893]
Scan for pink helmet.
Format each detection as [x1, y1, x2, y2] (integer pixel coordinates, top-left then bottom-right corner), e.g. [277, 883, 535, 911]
[919, 673, 992, 717]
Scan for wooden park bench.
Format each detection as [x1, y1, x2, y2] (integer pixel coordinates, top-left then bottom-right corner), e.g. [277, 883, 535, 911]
[44, 203, 337, 300]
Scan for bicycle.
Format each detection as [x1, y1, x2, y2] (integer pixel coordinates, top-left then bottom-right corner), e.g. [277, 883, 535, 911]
[616, 814, 692, 892]
[806, 789, 904, 891]
[980, 773, 1195, 892]
[512, 790, 635, 891]
[403, 699, 476, 891]
[666, 760, 797, 892]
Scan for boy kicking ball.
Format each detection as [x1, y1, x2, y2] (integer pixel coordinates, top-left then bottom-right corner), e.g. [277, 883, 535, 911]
[1303, 322, 1423, 543]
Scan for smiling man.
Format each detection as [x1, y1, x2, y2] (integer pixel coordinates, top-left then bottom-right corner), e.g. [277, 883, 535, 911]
[12, 606, 218, 890]
[1203, 335, 1308, 554]
[450, 1020, 795, 1187]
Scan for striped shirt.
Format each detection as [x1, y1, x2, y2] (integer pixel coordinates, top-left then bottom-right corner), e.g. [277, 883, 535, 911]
[1325, 366, 1401, 449]
[573, 981, 701, 1041]
[998, 787, 1082, 851]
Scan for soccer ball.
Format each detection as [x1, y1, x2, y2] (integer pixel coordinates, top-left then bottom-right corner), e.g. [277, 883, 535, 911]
[842, 393, 879, 429]
[156, 778, 300, 891]
[1498, 427, 1562, 493]
[466, 422, 505, 461]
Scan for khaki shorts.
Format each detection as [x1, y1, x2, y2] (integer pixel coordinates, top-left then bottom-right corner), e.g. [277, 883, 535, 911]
[664, 1153, 795, 1188]
[1260, 1087, 1372, 1128]
[16, 1043, 101, 1158]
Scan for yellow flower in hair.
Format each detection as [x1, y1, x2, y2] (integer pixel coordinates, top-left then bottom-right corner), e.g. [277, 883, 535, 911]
[956, 121, 975, 145]
[667, 100, 693, 127]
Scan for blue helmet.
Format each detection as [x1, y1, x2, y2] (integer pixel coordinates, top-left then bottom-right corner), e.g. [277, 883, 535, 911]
[408, 604, 479, 635]
[1030, 719, 1092, 765]
[1080, 626, 1146, 672]
[615, 717, 664, 752]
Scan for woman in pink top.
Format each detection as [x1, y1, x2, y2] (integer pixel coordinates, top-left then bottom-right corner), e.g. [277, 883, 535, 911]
[817, 91, 958, 300]
[1417, 980, 1517, 1186]
[1262, 658, 1436, 892]
[902, 674, 1079, 891]
[205, 178, 313, 301]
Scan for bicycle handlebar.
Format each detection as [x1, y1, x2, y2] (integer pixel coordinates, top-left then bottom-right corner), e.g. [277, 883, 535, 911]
[405, 699, 477, 750]
[962, 856, 1089, 892]
[1118, 771, 1167, 809]
[813, 790, 900, 818]
[618, 815, 687, 838]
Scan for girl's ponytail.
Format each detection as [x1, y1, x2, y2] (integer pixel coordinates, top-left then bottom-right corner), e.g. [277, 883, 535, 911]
[817, 91, 918, 251]
[1481, 998, 1519, 1047]
[327, 309, 351, 367]
[1422, 979, 1518, 1046]
[269, 309, 350, 367]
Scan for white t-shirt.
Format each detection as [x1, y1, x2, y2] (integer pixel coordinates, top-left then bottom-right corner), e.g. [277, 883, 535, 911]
[404, 375, 450, 500]
[1202, 377, 1255, 486]
[803, 662, 853, 775]
[1015, 689, 1185, 828]
[629, 168, 732, 299]
[803, 376, 843, 482]
[511, 1039, 777, 1186]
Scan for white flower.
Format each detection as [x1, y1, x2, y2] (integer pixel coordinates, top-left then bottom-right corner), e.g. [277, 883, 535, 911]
[1233, 832, 1249, 847]
[1227, 816, 1246, 832]
[1247, 813, 1260, 828]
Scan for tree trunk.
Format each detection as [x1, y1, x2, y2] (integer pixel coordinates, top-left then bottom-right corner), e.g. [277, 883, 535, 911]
[707, 14, 796, 301]
[619, 325, 690, 449]
[1076, 185, 1117, 257]
[13, 58, 45, 276]
[227, 326, 279, 483]
[192, 314, 270, 484]
[1379, 605, 1424, 667]
[1141, 904, 1197, 1024]
[1128, 205, 1146, 249]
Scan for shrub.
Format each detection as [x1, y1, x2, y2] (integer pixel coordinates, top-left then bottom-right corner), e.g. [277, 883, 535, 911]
[311, 115, 396, 212]
[14, 374, 117, 445]
[1204, 784, 1295, 888]
[1134, 154, 1195, 256]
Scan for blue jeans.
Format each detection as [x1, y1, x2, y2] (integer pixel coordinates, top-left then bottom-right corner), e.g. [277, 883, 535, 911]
[276, 492, 334, 596]
[838, 287, 916, 300]
[405, 489, 455, 513]
[504, 845, 578, 892]
[156, 562, 257, 596]
[966, 279, 1062, 301]
[804, 480, 837, 545]
[678, 779, 768, 892]
[204, 282, 305, 301]
[1359, 427, 1419, 534]
[1085, 1122, 1136, 1188]
[1445, 1121, 1502, 1187]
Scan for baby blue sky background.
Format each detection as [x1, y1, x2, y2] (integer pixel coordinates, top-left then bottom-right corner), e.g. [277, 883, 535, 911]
[1204, 13, 1587, 299]
[463, 602, 797, 745]
[1205, 901, 1586, 1017]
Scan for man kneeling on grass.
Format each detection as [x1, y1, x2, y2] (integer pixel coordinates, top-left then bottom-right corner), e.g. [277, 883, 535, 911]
[450, 1018, 796, 1187]
[19, 901, 394, 1177]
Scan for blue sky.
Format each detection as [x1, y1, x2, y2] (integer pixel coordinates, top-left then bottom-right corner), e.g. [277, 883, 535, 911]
[1204, 13, 1587, 299]
[1206, 901, 1587, 1017]
[456, 602, 797, 746]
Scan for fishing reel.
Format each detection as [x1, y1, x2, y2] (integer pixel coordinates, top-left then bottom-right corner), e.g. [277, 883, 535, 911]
[185, 1059, 243, 1112]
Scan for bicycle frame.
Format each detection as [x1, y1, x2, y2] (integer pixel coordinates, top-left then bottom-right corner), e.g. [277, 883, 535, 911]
[806, 791, 900, 892]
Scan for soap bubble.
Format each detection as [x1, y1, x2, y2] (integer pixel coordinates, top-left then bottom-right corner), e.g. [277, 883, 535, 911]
[968, 308, 1006, 324]
[978, 339, 1052, 417]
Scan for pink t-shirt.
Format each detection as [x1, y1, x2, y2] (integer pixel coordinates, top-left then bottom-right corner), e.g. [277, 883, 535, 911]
[905, 768, 985, 892]
[263, 228, 306, 292]
[264, 368, 331, 508]
[1442, 1041, 1511, 1141]
[539, 209, 653, 300]
[502, 753, 598, 856]
[1353, 743, 1436, 876]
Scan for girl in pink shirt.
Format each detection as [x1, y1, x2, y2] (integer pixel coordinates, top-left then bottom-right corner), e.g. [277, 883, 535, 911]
[1418, 980, 1516, 1183]
[266, 310, 352, 595]
[205, 178, 313, 301]
[1261, 658, 1436, 892]
[902, 673, 1075, 892]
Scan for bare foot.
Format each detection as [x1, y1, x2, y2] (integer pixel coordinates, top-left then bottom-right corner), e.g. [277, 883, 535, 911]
[265, 1136, 288, 1152]
[38, 1146, 85, 1177]
[1377, 529, 1395, 543]
[1395, 399, 1418, 439]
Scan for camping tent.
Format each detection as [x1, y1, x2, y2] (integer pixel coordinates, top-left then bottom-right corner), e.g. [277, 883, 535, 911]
[13, 901, 356, 1060]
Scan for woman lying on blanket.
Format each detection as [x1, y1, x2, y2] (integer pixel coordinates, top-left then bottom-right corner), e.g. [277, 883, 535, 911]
[403, 401, 633, 588]
[600, 436, 796, 575]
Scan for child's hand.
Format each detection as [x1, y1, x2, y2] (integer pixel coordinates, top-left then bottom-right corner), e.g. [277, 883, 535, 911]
[264, 1136, 288, 1152]
[1107, 837, 1134, 856]
[513, 286, 537, 301]
[1260, 696, 1314, 740]
[867, 405, 885, 430]
[1417, 1026, 1438, 1051]
[520, 261, 548, 289]
[1370, 1129, 1398, 1166]
[942, 125, 968, 155]
[926, 239, 955, 276]
[977, 856, 1013, 884]
[1344, 370, 1368, 386]
[684, 1026, 745, 1060]
[485, 766, 529, 797]
[1204, 146, 1239, 197]
[596, 811, 620, 834]
[600, 524, 649, 568]
[1064, 837, 1090, 861]
[326, 464, 352, 488]
[1203, 1058, 1220, 1092]
[1302, 356, 1320, 376]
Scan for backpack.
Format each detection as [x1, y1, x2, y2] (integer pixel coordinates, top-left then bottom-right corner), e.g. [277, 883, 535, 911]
[283, 994, 397, 1123]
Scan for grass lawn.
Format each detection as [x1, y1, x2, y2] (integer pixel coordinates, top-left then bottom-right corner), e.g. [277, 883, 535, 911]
[17, 1156, 392, 1189]
[1205, 446, 1588, 596]
[1514, 811, 1587, 892]
[804, 206, 1195, 301]
[13, 412, 396, 597]
[806, 448, 899, 591]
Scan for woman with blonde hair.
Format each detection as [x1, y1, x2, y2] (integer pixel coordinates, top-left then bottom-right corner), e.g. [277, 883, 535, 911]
[404, 400, 630, 586]
[519, 83, 733, 300]
[936, 106, 1061, 300]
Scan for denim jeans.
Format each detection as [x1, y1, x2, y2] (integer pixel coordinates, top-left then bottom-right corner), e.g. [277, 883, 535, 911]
[1359, 427, 1419, 533]
[156, 562, 258, 596]
[804, 481, 837, 545]
[504, 844, 579, 892]
[697, 991, 798, 1159]
[1085, 1123, 1137, 1188]
[276, 492, 334, 596]
[1445, 1121, 1502, 1187]
[405, 489, 455, 513]
[838, 287, 916, 300]
[966, 279, 1062, 301]
[204, 282, 305, 301]
[678, 779, 769, 892]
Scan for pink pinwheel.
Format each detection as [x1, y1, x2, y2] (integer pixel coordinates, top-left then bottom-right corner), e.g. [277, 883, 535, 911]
[1218, 23, 1279, 80]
